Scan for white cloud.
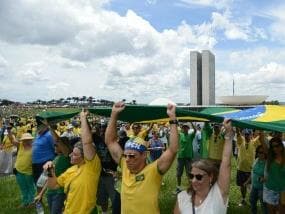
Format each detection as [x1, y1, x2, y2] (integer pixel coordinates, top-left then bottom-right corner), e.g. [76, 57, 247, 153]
[59, 58, 87, 69]
[227, 47, 285, 73]
[211, 12, 251, 40]
[178, 0, 233, 10]
[0, 0, 284, 103]
[0, 55, 8, 78]
[265, 4, 285, 43]
[47, 82, 71, 98]
[0, 0, 83, 45]
[214, 45, 285, 101]
[234, 62, 285, 99]
[17, 62, 49, 84]
[59, 10, 160, 61]
[0, 55, 8, 68]
[146, 0, 157, 5]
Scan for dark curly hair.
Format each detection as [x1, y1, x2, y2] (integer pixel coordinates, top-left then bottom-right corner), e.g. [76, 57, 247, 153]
[266, 137, 285, 171]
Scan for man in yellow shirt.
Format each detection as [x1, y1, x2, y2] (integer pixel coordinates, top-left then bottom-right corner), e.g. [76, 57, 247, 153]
[208, 124, 225, 168]
[105, 101, 178, 214]
[236, 129, 260, 207]
[129, 123, 153, 141]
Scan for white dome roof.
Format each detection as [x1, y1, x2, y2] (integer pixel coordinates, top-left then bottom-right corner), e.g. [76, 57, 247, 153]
[148, 98, 176, 106]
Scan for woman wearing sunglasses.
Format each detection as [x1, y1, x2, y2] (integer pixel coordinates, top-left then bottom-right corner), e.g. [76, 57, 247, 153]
[174, 119, 234, 214]
[263, 136, 285, 214]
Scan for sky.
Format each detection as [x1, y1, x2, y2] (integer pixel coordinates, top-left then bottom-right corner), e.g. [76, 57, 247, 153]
[0, 0, 285, 104]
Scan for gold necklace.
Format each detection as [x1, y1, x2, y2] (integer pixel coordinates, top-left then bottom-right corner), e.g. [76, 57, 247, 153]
[195, 197, 203, 205]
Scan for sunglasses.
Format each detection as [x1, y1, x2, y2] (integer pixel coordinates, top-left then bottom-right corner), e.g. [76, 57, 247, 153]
[272, 144, 282, 148]
[132, 126, 140, 129]
[189, 173, 207, 181]
[123, 154, 137, 159]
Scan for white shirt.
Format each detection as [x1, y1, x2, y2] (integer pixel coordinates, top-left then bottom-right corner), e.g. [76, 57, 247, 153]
[177, 183, 228, 214]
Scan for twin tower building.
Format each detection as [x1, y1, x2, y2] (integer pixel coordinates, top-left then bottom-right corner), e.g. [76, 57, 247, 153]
[190, 50, 215, 106]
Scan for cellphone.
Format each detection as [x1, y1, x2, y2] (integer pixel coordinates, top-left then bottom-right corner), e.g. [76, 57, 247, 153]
[47, 166, 53, 177]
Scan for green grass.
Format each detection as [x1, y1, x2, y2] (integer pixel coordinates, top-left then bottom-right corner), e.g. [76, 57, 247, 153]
[0, 158, 261, 214]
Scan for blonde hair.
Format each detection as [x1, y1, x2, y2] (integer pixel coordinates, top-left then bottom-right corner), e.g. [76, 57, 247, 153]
[188, 159, 219, 193]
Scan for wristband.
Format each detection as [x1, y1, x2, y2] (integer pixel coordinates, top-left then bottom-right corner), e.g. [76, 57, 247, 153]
[224, 136, 232, 140]
[169, 119, 179, 125]
[224, 132, 234, 140]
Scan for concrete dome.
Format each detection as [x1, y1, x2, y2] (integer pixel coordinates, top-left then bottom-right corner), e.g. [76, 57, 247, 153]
[148, 98, 176, 106]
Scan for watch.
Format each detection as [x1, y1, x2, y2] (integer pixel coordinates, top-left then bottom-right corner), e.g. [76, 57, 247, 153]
[169, 119, 179, 125]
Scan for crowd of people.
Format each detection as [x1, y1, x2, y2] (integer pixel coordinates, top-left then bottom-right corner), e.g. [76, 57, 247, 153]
[0, 102, 285, 214]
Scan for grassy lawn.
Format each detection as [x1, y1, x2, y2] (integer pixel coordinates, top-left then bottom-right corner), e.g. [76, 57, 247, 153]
[0, 158, 260, 214]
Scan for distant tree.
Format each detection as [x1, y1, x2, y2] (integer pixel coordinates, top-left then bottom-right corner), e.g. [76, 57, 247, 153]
[73, 97, 79, 104]
[87, 96, 93, 104]
[262, 100, 279, 105]
[36, 99, 42, 105]
[132, 100, 137, 105]
[59, 98, 65, 104]
[0, 99, 14, 106]
[82, 96, 87, 104]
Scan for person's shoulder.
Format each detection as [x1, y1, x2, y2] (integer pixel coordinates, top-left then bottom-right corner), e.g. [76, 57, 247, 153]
[211, 182, 222, 195]
[177, 190, 190, 201]
[146, 159, 160, 171]
[178, 190, 188, 196]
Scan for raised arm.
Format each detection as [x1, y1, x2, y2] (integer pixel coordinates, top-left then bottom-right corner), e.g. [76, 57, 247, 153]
[41, 119, 70, 156]
[41, 119, 60, 142]
[190, 122, 197, 134]
[105, 101, 124, 164]
[157, 104, 178, 174]
[80, 109, 96, 160]
[236, 128, 243, 146]
[145, 123, 154, 135]
[217, 118, 234, 203]
[258, 131, 268, 154]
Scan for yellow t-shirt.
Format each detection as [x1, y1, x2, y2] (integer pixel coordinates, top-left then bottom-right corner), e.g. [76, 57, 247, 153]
[15, 143, 32, 175]
[208, 134, 225, 161]
[237, 136, 260, 172]
[120, 158, 162, 214]
[1, 136, 14, 152]
[73, 127, 81, 137]
[58, 125, 67, 135]
[57, 155, 101, 214]
[126, 129, 133, 137]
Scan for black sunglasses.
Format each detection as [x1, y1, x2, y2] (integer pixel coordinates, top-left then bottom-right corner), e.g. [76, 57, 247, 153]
[123, 154, 137, 159]
[272, 144, 282, 148]
[189, 173, 207, 181]
[132, 126, 140, 129]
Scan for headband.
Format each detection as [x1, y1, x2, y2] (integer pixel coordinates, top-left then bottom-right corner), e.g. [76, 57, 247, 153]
[124, 139, 147, 152]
